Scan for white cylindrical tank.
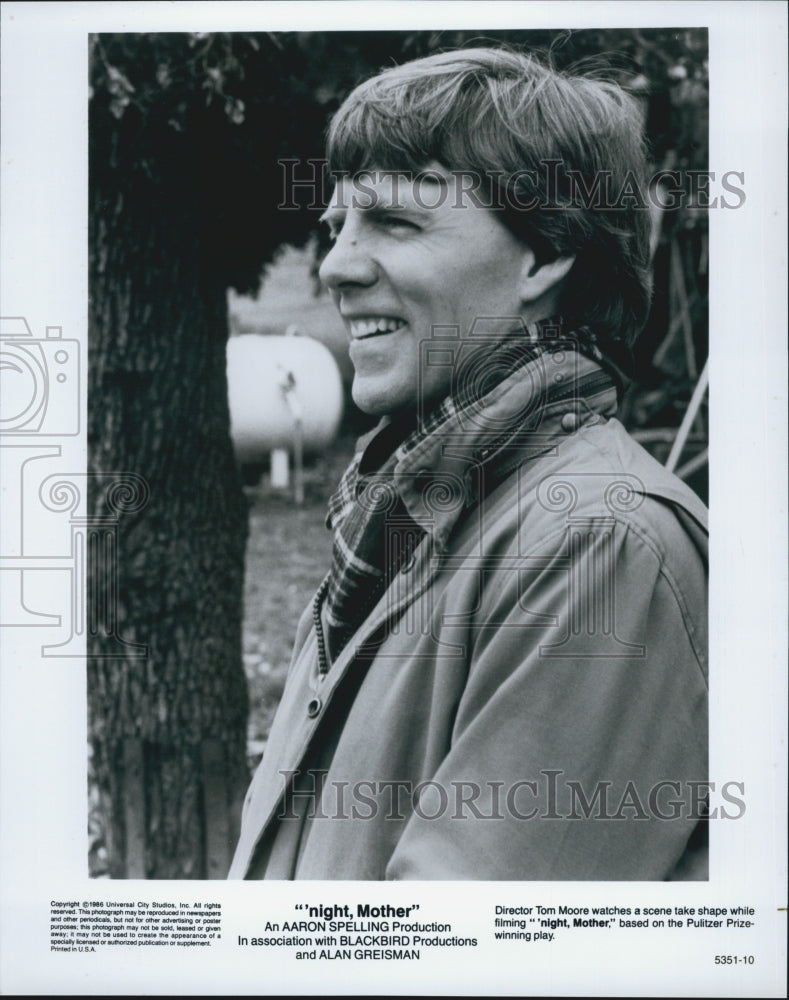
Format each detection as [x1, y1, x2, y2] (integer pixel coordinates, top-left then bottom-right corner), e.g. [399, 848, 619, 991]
[226, 333, 344, 463]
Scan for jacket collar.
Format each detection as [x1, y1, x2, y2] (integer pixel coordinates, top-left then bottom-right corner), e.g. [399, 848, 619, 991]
[381, 348, 619, 552]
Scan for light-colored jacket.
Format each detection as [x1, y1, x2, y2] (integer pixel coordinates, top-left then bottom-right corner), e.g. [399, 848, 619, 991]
[229, 382, 708, 880]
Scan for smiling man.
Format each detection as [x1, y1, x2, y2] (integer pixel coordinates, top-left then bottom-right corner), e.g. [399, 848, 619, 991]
[320, 165, 574, 417]
[229, 47, 709, 881]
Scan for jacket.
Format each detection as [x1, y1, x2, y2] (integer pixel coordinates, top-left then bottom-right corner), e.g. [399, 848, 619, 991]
[229, 366, 708, 880]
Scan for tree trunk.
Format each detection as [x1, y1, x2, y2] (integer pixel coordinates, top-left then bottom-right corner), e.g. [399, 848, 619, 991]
[88, 174, 249, 879]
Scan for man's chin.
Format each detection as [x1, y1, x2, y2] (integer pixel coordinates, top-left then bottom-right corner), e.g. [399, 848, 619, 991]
[350, 379, 411, 420]
[350, 368, 453, 424]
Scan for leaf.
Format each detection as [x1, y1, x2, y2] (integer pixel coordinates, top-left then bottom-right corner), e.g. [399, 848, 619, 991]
[225, 97, 246, 125]
[155, 63, 172, 88]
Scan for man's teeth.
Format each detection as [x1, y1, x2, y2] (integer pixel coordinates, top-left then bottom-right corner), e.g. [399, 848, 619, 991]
[350, 317, 406, 338]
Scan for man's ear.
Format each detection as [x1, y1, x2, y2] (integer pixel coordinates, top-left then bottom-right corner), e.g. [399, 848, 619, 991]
[518, 250, 576, 305]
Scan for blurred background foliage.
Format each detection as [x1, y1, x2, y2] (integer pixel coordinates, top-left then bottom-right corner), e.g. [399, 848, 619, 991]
[91, 28, 709, 492]
[90, 28, 709, 776]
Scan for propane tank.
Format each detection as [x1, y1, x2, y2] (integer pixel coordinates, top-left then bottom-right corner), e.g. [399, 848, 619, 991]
[226, 333, 344, 464]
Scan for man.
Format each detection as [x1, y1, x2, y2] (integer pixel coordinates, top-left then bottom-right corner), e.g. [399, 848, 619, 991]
[229, 47, 708, 880]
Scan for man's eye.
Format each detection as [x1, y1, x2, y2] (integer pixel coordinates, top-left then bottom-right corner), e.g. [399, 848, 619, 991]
[376, 214, 418, 231]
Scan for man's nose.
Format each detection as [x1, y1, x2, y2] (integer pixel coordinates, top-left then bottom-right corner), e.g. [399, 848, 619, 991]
[319, 227, 378, 290]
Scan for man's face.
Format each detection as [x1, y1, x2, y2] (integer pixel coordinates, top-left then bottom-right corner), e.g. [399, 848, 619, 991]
[319, 166, 535, 417]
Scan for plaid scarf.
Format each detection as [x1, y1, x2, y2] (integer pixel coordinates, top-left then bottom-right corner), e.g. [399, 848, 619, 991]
[315, 317, 621, 666]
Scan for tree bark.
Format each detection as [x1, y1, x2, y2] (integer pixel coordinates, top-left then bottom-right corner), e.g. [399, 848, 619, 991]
[88, 173, 249, 879]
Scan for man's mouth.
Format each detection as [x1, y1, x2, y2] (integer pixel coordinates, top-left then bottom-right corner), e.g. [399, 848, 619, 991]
[348, 316, 407, 339]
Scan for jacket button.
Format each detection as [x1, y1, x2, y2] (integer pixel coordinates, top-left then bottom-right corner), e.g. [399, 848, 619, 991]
[561, 412, 578, 432]
[307, 697, 322, 718]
